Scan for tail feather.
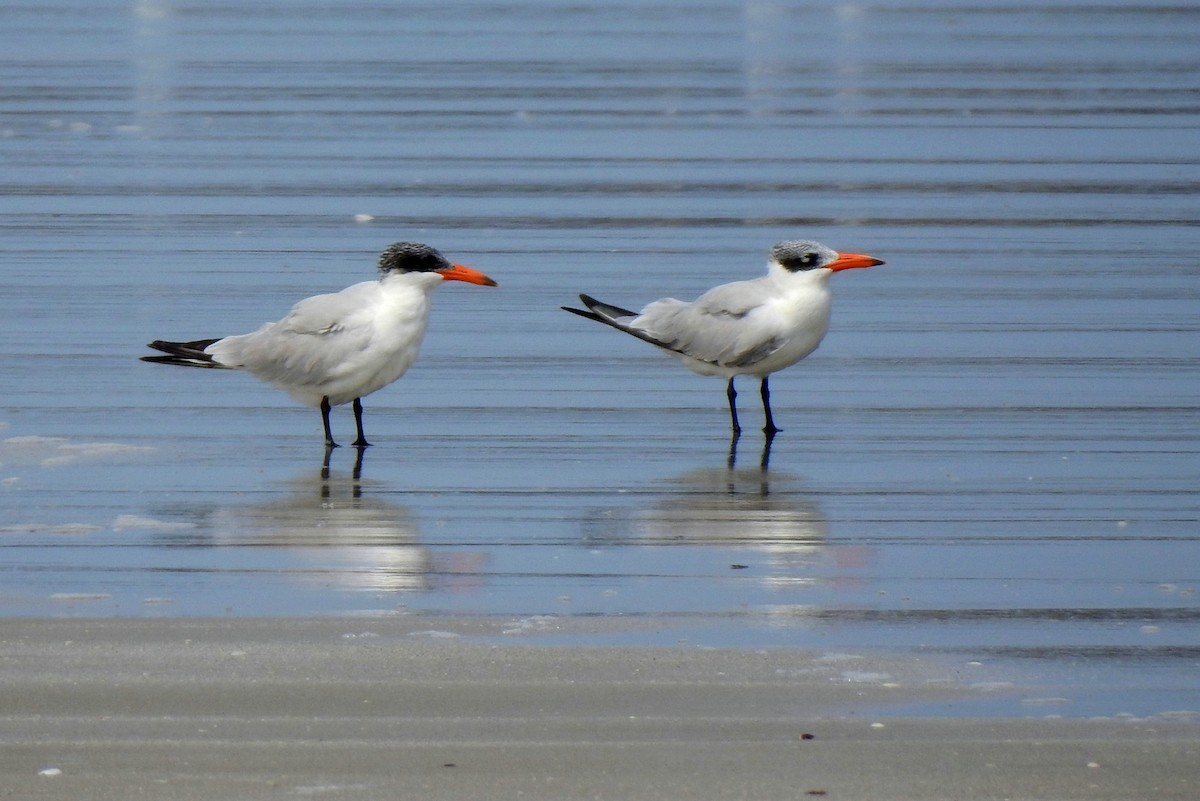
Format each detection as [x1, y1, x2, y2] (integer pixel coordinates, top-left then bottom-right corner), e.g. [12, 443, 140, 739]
[580, 293, 638, 320]
[561, 306, 605, 324]
[141, 338, 227, 368]
[561, 293, 684, 356]
[561, 293, 637, 323]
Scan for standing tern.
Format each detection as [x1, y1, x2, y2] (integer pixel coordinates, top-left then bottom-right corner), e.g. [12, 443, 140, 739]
[562, 240, 884, 436]
[142, 241, 497, 448]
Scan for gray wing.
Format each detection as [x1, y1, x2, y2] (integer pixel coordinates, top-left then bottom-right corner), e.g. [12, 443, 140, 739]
[208, 282, 377, 385]
[632, 279, 784, 368]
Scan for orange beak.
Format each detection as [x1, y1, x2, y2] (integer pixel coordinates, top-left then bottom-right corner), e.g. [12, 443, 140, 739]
[828, 251, 886, 272]
[437, 263, 499, 286]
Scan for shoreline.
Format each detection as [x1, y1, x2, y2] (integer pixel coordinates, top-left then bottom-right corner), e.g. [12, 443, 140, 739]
[3, 617, 1197, 800]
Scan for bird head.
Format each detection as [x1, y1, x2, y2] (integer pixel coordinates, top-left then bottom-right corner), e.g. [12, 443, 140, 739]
[378, 242, 498, 286]
[769, 240, 885, 277]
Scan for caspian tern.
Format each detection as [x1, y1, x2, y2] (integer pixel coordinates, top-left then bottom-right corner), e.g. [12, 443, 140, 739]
[562, 240, 884, 436]
[142, 242, 497, 448]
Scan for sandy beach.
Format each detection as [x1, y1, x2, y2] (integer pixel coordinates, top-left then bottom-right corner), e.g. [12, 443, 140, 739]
[2, 617, 1196, 801]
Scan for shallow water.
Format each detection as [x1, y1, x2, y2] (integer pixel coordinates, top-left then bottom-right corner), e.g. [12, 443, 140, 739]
[1, 0, 1198, 717]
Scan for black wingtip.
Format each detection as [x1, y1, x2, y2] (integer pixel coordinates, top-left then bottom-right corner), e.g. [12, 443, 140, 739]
[146, 337, 220, 354]
[561, 305, 603, 322]
[560, 297, 685, 356]
[140, 354, 220, 367]
[562, 293, 603, 315]
[571, 294, 639, 320]
[142, 337, 224, 368]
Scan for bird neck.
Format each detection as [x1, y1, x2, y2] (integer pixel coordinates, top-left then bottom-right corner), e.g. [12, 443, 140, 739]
[767, 264, 831, 295]
[381, 271, 443, 292]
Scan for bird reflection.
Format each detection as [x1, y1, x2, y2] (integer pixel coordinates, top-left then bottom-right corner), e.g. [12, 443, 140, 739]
[322, 443, 365, 496]
[636, 466, 825, 555]
[583, 462, 828, 577]
[164, 449, 431, 592]
[727, 429, 776, 472]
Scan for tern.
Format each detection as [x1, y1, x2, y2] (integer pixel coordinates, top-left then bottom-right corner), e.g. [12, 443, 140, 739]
[142, 241, 498, 448]
[562, 240, 884, 436]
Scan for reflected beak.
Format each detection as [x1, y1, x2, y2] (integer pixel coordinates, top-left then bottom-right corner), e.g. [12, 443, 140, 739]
[828, 251, 886, 272]
[437, 264, 499, 286]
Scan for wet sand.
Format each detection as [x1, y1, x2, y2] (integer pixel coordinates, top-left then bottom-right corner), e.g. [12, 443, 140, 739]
[3, 618, 1196, 801]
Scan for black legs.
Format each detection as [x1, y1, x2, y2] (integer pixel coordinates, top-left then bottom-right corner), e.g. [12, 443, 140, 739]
[321, 396, 371, 449]
[320, 396, 336, 448]
[760, 376, 781, 436]
[726, 375, 780, 470]
[351, 397, 370, 448]
[726, 378, 741, 435]
[725, 376, 782, 438]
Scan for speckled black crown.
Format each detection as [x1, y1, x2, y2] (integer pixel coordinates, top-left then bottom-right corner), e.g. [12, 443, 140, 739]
[378, 242, 452, 274]
[770, 240, 836, 272]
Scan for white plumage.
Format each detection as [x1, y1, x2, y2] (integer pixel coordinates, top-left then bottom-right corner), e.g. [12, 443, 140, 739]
[144, 242, 497, 447]
[563, 240, 884, 435]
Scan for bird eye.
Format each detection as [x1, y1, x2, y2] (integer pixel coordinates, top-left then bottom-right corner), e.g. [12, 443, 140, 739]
[781, 252, 819, 272]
